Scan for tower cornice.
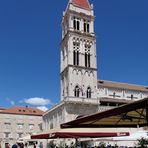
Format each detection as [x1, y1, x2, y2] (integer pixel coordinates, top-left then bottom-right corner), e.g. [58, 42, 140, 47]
[68, 10, 94, 19]
[61, 30, 96, 47]
[60, 64, 97, 76]
[62, 9, 94, 25]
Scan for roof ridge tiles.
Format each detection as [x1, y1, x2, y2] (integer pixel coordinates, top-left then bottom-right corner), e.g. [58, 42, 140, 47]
[71, 0, 91, 10]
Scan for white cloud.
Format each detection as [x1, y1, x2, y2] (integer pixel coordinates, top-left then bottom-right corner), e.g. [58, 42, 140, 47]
[37, 106, 48, 112]
[6, 98, 16, 106]
[10, 101, 15, 106]
[24, 97, 52, 106]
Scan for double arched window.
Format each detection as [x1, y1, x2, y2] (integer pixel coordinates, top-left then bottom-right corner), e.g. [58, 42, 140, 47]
[74, 86, 80, 97]
[73, 17, 80, 31]
[73, 42, 80, 66]
[74, 86, 91, 98]
[85, 44, 91, 67]
[86, 87, 91, 98]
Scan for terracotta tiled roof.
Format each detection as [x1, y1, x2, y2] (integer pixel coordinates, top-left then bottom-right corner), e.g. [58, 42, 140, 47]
[0, 108, 5, 110]
[71, 0, 91, 10]
[98, 80, 148, 92]
[1, 106, 44, 116]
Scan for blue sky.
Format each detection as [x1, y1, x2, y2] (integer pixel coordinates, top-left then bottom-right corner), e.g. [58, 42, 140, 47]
[0, 0, 148, 111]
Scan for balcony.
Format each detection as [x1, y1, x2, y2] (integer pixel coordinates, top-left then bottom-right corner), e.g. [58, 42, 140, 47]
[63, 97, 100, 105]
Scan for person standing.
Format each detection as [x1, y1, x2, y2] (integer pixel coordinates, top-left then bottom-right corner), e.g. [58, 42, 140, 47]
[5, 143, 10, 148]
[12, 143, 17, 148]
[33, 143, 36, 148]
[39, 142, 43, 148]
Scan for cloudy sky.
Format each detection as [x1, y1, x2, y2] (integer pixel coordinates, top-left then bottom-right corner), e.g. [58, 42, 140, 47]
[0, 0, 148, 111]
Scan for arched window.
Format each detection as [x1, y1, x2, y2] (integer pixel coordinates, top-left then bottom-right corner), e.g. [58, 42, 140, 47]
[73, 19, 76, 30]
[84, 20, 90, 33]
[74, 86, 80, 97]
[87, 87, 91, 98]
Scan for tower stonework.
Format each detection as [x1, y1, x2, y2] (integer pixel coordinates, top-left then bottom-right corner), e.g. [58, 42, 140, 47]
[61, 0, 98, 101]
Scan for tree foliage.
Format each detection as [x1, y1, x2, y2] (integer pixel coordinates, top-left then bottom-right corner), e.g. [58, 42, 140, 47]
[137, 137, 148, 148]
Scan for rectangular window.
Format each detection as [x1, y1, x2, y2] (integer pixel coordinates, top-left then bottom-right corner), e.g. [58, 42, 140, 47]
[4, 132, 10, 138]
[17, 123, 24, 129]
[4, 123, 11, 129]
[38, 123, 43, 131]
[29, 124, 34, 130]
[17, 133, 23, 138]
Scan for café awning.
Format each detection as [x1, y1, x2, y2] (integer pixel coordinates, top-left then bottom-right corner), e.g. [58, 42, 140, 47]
[31, 128, 129, 139]
[61, 98, 148, 128]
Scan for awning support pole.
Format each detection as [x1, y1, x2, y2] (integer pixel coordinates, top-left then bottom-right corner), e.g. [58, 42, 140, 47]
[75, 138, 78, 148]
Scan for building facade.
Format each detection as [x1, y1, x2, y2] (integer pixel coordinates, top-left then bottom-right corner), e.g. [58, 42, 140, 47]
[0, 106, 43, 147]
[43, 0, 148, 131]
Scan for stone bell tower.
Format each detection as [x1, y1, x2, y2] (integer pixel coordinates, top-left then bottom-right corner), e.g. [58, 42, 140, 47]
[60, 0, 98, 102]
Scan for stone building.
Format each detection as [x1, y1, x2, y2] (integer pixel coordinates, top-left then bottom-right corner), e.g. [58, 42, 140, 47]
[0, 106, 43, 147]
[43, 0, 148, 131]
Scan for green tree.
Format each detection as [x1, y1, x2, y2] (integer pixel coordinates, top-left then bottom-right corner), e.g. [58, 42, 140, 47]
[99, 142, 106, 148]
[47, 140, 56, 148]
[137, 137, 148, 148]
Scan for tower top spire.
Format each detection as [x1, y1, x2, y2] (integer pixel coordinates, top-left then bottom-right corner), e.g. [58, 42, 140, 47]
[70, 0, 91, 10]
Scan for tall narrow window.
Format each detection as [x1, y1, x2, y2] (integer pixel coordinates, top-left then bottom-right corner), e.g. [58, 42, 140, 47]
[84, 20, 90, 33]
[74, 86, 80, 97]
[73, 42, 80, 66]
[77, 20, 80, 30]
[77, 51, 79, 65]
[73, 50, 76, 65]
[131, 94, 134, 100]
[84, 22, 86, 32]
[87, 23, 90, 32]
[73, 17, 80, 31]
[87, 87, 91, 98]
[74, 19, 76, 30]
[85, 44, 91, 67]
[88, 53, 90, 67]
[85, 52, 87, 67]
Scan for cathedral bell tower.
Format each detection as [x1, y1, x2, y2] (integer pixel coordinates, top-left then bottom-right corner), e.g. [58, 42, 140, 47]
[61, 0, 98, 101]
